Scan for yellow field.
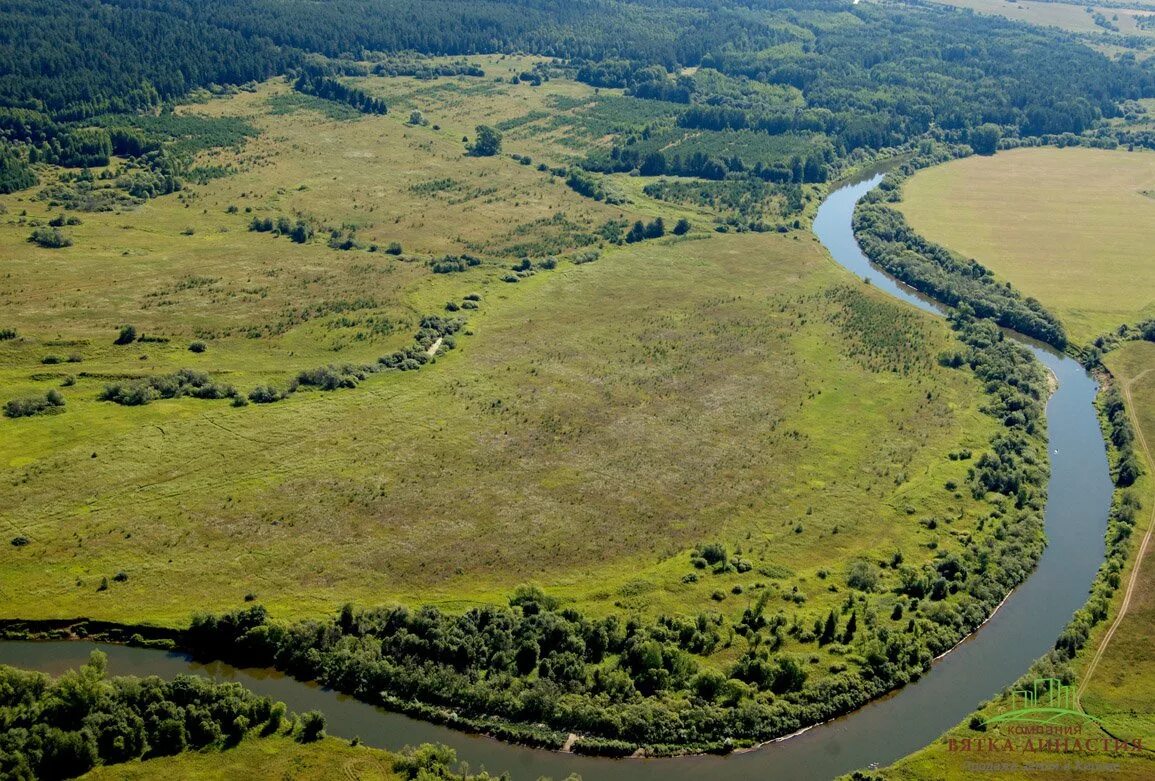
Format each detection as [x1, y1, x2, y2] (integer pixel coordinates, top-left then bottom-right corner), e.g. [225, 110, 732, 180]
[899, 147, 1155, 344]
[926, 0, 1155, 38]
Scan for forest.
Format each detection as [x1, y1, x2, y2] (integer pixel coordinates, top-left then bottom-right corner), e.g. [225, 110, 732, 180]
[3, 0, 1155, 195]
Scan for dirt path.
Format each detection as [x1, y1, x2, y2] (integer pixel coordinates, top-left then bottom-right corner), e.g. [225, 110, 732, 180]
[426, 337, 442, 356]
[1078, 371, 1155, 707]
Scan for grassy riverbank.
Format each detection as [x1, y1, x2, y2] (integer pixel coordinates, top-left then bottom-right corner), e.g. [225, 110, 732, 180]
[859, 151, 1155, 780]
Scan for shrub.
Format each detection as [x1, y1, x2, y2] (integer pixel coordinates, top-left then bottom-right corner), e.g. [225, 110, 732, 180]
[0, 328, 16, 340]
[673, 218, 691, 235]
[29, 227, 72, 248]
[114, 324, 137, 345]
[4, 390, 65, 418]
[248, 385, 287, 404]
[846, 559, 879, 592]
[298, 711, 326, 743]
[189, 341, 207, 353]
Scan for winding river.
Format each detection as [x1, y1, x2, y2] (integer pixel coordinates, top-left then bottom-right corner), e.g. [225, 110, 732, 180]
[0, 174, 1114, 780]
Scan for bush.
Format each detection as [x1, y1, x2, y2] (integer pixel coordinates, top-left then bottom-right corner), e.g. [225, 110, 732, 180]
[673, 218, 691, 235]
[4, 390, 65, 418]
[29, 227, 72, 248]
[114, 324, 137, 345]
[385, 241, 403, 255]
[189, 341, 207, 353]
[846, 559, 879, 592]
[248, 385, 287, 404]
[298, 711, 326, 743]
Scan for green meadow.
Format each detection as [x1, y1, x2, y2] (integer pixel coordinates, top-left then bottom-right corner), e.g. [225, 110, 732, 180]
[898, 147, 1155, 345]
[0, 66, 999, 699]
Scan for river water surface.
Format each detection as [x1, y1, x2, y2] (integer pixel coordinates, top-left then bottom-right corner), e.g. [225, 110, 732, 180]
[0, 174, 1114, 780]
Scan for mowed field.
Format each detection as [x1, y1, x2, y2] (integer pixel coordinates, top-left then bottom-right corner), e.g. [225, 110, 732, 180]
[924, 0, 1155, 39]
[899, 147, 1155, 344]
[0, 59, 999, 696]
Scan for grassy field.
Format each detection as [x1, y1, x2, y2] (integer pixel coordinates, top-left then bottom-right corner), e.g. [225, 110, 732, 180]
[922, 0, 1155, 41]
[0, 61, 1004, 701]
[81, 735, 403, 781]
[899, 146, 1155, 344]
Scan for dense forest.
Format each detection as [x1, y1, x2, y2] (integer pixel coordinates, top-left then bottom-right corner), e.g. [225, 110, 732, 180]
[2, 0, 1155, 197]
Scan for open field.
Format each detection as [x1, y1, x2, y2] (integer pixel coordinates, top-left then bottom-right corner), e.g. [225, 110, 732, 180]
[899, 147, 1155, 344]
[1081, 341, 1155, 740]
[0, 63, 1004, 701]
[923, 0, 1155, 39]
[81, 735, 403, 781]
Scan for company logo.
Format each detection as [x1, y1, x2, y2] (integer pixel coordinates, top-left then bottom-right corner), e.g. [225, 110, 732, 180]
[947, 677, 1144, 760]
[982, 677, 1099, 728]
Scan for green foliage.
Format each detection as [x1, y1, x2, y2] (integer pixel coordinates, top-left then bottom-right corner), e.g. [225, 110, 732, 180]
[293, 71, 387, 115]
[99, 369, 237, 406]
[113, 324, 137, 345]
[4, 389, 65, 418]
[970, 123, 1002, 156]
[0, 651, 293, 779]
[0, 144, 36, 193]
[467, 125, 502, 157]
[28, 227, 72, 248]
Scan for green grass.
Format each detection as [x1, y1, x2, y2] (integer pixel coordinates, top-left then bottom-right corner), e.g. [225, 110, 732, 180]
[80, 735, 402, 781]
[1082, 341, 1155, 740]
[1, 62, 1002, 702]
[898, 147, 1155, 344]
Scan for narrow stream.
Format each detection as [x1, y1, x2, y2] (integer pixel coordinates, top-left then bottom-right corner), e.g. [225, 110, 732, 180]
[0, 175, 1114, 780]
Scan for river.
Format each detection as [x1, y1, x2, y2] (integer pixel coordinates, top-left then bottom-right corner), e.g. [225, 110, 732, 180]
[0, 174, 1114, 780]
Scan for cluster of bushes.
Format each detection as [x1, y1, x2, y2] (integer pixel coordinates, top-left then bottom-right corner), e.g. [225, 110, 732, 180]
[853, 167, 1067, 349]
[295, 364, 371, 391]
[0, 651, 339, 780]
[248, 214, 313, 244]
[371, 56, 484, 80]
[99, 369, 236, 406]
[625, 217, 665, 243]
[28, 227, 72, 248]
[4, 389, 65, 418]
[1102, 386, 1143, 488]
[939, 316, 1050, 506]
[429, 254, 481, 274]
